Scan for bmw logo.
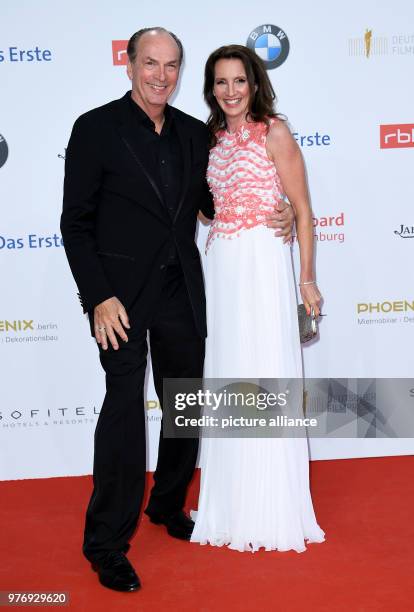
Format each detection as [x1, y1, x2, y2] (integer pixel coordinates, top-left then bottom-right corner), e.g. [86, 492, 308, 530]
[0, 133, 8, 168]
[247, 24, 290, 70]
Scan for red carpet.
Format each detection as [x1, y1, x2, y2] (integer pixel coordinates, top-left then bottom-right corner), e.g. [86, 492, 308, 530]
[1, 456, 413, 611]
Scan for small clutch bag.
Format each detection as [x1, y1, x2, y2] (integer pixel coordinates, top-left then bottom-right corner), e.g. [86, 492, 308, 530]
[298, 304, 318, 343]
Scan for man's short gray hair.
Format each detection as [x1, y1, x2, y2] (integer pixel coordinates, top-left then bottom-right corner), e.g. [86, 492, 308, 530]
[127, 27, 184, 64]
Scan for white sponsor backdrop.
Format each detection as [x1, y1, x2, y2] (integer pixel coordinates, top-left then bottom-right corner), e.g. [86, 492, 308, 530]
[1, 0, 413, 480]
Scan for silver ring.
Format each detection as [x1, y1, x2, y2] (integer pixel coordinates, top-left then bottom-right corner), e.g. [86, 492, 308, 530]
[97, 326, 106, 332]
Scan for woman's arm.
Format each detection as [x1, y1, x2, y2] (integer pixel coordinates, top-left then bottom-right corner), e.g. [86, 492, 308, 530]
[266, 120, 322, 316]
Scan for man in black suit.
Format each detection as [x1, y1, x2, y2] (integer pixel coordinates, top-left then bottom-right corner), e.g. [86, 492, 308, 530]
[61, 27, 294, 592]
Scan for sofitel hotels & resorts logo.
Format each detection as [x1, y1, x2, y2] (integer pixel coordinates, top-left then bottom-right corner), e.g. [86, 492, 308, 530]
[0, 405, 100, 430]
[1, 402, 161, 430]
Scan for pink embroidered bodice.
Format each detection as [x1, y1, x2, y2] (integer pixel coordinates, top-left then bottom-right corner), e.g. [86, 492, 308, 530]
[206, 119, 284, 252]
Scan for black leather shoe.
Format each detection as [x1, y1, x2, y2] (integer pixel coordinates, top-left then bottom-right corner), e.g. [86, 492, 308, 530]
[92, 551, 141, 592]
[145, 509, 194, 541]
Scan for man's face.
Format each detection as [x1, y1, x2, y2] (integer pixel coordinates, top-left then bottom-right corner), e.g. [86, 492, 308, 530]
[127, 32, 181, 111]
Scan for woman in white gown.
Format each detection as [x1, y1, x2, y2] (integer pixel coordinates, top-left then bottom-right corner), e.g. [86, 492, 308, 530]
[190, 45, 325, 553]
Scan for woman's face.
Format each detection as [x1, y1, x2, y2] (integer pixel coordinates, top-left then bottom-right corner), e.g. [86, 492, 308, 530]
[213, 58, 251, 125]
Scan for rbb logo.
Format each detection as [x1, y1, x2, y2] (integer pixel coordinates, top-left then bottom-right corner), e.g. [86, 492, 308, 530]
[380, 124, 414, 149]
[112, 40, 128, 66]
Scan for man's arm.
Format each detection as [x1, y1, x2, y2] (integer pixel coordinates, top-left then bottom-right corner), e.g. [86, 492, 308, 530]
[60, 114, 114, 312]
[266, 199, 295, 243]
[199, 177, 215, 221]
[61, 114, 130, 350]
[196, 123, 215, 221]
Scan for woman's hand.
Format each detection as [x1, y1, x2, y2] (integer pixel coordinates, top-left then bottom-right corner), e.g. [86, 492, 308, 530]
[300, 283, 322, 318]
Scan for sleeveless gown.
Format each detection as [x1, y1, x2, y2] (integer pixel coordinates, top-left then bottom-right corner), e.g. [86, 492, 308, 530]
[190, 120, 325, 552]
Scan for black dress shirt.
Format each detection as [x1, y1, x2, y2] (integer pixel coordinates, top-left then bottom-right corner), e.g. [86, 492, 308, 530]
[128, 94, 183, 217]
[128, 94, 184, 265]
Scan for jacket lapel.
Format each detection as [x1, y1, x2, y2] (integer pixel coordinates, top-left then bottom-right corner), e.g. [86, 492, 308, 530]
[115, 95, 193, 225]
[115, 95, 169, 225]
[118, 123, 164, 206]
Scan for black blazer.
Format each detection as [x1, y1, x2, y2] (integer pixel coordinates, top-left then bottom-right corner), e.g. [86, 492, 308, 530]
[60, 92, 214, 337]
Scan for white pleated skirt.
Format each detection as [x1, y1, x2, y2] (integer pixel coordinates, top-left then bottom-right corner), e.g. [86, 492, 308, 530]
[191, 225, 325, 552]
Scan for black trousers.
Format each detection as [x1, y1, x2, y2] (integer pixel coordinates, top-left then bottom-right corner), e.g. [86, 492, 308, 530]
[83, 264, 204, 562]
